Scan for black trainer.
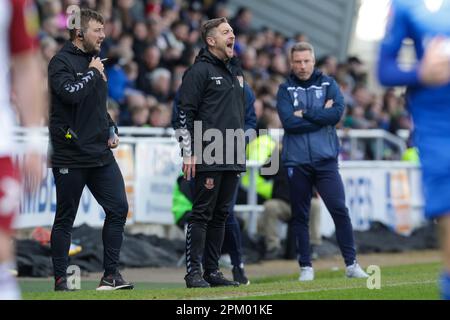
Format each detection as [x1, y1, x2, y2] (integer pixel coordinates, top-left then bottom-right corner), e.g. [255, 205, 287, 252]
[232, 266, 250, 285]
[184, 272, 210, 288]
[54, 277, 73, 292]
[204, 270, 240, 287]
[55, 277, 69, 291]
[96, 273, 134, 291]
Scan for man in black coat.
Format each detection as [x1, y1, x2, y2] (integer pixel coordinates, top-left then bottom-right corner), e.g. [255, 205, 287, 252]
[176, 17, 246, 288]
[48, 8, 132, 292]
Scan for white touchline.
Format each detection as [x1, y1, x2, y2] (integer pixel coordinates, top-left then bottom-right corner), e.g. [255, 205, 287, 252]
[193, 279, 438, 300]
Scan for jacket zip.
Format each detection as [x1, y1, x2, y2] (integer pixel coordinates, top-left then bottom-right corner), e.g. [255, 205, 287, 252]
[223, 62, 235, 88]
[306, 88, 313, 163]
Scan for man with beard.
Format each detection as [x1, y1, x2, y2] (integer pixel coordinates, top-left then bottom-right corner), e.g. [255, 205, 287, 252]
[48, 8, 132, 291]
[176, 17, 245, 288]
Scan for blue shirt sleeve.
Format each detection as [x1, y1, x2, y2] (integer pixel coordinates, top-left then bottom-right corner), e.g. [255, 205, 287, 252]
[276, 84, 322, 134]
[377, 0, 420, 87]
[244, 83, 257, 131]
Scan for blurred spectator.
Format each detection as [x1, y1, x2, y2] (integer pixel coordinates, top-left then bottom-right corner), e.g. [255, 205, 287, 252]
[344, 105, 375, 129]
[253, 98, 263, 121]
[183, 1, 203, 30]
[32, 0, 413, 144]
[317, 55, 338, 77]
[40, 36, 58, 63]
[130, 106, 150, 127]
[241, 47, 257, 75]
[132, 21, 148, 59]
[123, 61, 139, 88]
[149, 104, 172, 128]
[230, 6, 253, 36]
[352, 84, 373, 109]
[116, 0, 145, 32]
[149, 68, 172, 102]
[137, 44, 161, 93]
[106, 61, 128, 104]
[347, 56, 367, 85]
[40, 15, 61, 38]
[171, 64, 188, 94]
[123, 91, 148, 125]
[107, 98, 121, 124]
[293, 32, 308, 43]
[211, 3, 230, 20]
[269, 53, 289, 77]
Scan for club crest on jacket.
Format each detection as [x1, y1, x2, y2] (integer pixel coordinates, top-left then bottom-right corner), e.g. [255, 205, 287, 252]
[315, 89, 323, 99]
[204, 178, 215, 190]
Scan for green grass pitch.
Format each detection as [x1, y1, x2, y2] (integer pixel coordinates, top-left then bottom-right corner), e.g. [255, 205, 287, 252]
[19, 262, 440, 300]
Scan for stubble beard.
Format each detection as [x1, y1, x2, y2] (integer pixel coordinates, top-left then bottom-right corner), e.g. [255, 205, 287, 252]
[83, 39, 100, 55]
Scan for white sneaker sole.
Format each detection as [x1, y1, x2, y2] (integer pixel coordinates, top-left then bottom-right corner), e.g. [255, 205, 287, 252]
[298, 277, 314, 282]
[96, 284, 134, 291]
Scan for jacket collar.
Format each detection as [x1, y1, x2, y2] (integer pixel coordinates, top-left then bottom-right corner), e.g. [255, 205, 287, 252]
[289, 69, 323, 88]
[195, 47, 241, 74]
[61, 41, 96, 59]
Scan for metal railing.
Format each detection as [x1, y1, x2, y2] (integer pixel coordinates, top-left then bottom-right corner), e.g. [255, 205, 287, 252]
[13, 126, 407, 159]
[12, 127, 409, 235]
[337, 129, 407, 160]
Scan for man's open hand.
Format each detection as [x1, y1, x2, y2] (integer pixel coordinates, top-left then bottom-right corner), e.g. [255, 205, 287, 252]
[183, 156, 196, 180]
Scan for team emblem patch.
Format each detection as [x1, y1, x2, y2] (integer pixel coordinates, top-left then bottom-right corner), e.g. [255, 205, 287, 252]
[204, 178, 215, 190]
[315, 89, 323, 99]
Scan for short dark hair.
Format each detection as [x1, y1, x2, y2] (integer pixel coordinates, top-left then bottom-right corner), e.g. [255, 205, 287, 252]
[69, 9, 104, 41]
[200, 17, 228, 44]
[290, 42, 315, 58]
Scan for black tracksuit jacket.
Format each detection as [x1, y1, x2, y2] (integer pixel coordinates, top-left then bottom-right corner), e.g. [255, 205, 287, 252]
[48, 41, 117, 168]
[176, 48, 246, 172]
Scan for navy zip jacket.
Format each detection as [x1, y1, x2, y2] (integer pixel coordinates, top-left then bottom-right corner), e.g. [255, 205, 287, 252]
[276, 70, 344, 166]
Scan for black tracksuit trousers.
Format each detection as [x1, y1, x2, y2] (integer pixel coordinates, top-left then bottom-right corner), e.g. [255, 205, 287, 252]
[50, 160, 128, 278]
[185, 171, 240, 275]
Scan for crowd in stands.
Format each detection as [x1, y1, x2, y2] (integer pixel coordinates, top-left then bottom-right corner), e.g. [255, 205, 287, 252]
[35, 0, 412, 160]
